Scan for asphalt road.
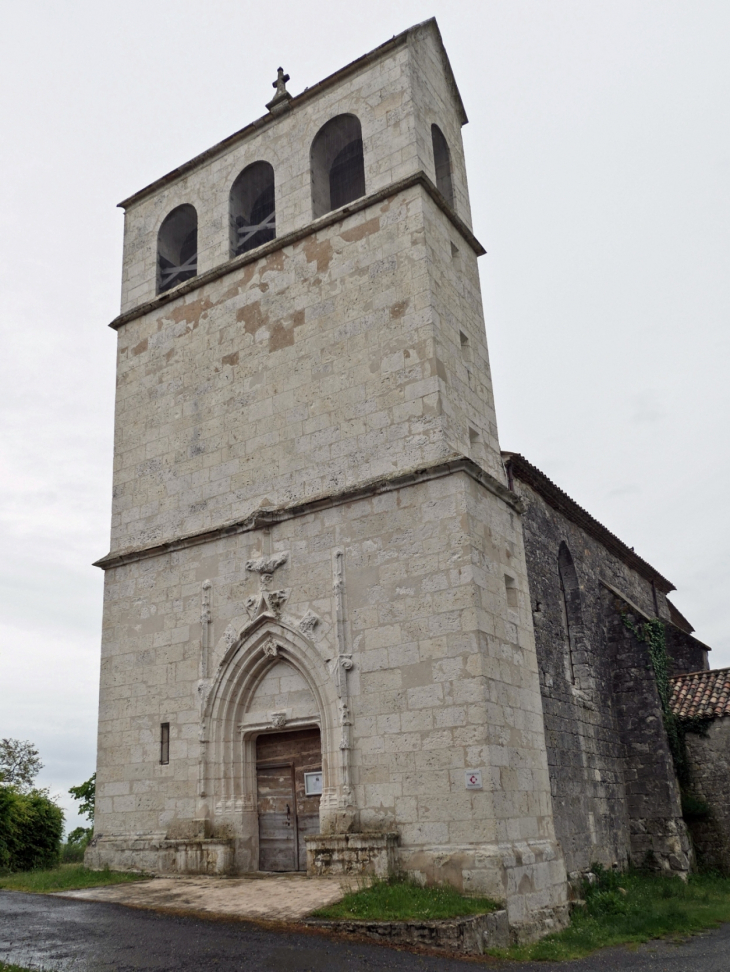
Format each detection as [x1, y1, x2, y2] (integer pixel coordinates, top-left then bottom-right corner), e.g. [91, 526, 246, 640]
[1, 891, 730, 972]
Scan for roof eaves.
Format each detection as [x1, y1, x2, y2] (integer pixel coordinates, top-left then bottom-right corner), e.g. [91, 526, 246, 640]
[503, 451, 675, 594]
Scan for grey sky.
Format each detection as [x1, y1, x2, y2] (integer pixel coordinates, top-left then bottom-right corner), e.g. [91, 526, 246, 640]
[1, 1, 728, 832]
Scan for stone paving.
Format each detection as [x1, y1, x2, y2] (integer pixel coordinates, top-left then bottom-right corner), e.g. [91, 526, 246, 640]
[54, 873, 345, 922]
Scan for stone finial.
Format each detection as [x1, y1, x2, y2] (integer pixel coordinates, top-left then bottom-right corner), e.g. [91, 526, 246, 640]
[266, 67, 292, 115]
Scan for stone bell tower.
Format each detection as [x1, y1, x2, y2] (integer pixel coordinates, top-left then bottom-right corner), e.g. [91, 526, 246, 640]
[89, 18, 568, 937]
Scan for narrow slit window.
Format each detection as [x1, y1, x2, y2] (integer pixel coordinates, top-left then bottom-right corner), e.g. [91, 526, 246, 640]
[558, 542, 581, 685]
[229, 161, 276, 258]
[311, 114, 365, 218]
[504, 574, 519, 610]
[160, 722, 170, 764]
[157, 205, 198, 295]
[431, 124, 454, 208]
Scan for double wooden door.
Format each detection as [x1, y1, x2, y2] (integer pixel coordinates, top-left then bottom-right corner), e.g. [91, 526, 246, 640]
[256, 727, 322, 872]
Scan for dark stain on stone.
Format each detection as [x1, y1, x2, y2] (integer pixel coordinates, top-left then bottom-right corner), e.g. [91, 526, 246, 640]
[303, 237, 333, 274]
[390, 301, 408, 320]
[132, 338, 148, 356]
[237, 301, 268, 336]
[222, 351, 239, 366]
[269, 322, 294, 352]
[341, 217, 380, 243]
[166, 296, 213, 327]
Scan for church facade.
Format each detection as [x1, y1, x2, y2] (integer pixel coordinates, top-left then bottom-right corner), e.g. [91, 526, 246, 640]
[87, 19, 723, 940]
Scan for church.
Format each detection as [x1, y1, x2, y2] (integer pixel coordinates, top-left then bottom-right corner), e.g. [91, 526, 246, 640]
[86, 19, 728, 941]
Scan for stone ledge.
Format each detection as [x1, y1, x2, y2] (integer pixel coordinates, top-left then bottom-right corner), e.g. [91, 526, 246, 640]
[94, 457, 521, 570]
[305, 909, 509, 956]
[305, 832, 399, 879]
[86, 836, 235, 876]
[111, 170, 484, 330]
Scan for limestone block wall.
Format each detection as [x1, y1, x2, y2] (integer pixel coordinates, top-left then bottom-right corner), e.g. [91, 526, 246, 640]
[118, 20, 470, 315]
[513, 474, 690, 876]
[108, 188, 496, 557]
[93, 468, 566, 923]
[685, 718, 730, 873]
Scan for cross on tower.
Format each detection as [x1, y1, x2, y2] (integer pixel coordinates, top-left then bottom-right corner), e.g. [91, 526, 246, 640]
[266, 67, 292, 114]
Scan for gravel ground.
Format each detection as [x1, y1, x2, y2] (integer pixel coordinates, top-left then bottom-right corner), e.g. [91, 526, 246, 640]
[1, 891, 730, 971]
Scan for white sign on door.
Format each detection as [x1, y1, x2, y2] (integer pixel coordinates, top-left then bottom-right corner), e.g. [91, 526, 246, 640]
[465, 769, 483, 789]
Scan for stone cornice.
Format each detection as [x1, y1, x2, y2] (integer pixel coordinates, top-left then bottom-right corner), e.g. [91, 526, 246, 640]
[109, 171, 485, 331]
[94, 456, 520, 570]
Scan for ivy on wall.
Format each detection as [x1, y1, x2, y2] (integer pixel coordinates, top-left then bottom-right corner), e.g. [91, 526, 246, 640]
[622, 616, 710, 790]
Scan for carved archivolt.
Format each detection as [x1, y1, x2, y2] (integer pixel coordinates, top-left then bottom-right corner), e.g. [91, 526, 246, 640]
[199, 618, 340, 817]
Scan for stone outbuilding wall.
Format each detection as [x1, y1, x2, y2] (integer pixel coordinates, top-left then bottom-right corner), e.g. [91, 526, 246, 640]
[670, 669, 730, 873]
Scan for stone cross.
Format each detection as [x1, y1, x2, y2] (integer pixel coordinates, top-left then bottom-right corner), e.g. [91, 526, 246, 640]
[266, 67, 292, 114]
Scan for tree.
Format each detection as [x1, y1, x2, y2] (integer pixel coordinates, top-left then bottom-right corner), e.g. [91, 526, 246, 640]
[0, 739, 43, 792]
[0, 740, 63, 871]
[67, 773, 95, 846]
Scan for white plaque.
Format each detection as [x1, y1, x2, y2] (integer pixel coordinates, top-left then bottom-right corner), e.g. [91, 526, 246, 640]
[304, 771, 323, 796]
[465, 769, 483, 790]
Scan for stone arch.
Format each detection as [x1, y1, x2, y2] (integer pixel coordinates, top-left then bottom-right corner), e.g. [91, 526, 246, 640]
[200, 617, 341, 834]
[157, 203, 197, 294]
[229, 160, 276, 257]
[431, 124, 454, 208]
[558, 541, 591, 691]
[310, 113, 365, 218]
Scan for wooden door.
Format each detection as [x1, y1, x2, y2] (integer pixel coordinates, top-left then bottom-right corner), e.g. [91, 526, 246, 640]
[256, 728, 321, 872]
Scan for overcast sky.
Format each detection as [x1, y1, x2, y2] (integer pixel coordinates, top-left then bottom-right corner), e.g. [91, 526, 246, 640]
[1, 1, 728, 832]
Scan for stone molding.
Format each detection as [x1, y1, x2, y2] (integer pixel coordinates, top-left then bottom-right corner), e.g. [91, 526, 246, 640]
[94, 456, 521, 571]
[109, 171, 485, 331]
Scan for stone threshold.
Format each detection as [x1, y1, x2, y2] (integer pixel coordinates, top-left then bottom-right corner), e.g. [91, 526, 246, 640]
[305, 909, 510, 956]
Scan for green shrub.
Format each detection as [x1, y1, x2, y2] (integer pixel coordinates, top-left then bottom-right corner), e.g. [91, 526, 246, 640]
[0, 786, 64, 871]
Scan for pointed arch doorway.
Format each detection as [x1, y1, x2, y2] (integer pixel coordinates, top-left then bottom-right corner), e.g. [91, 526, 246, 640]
[256, 726, 322, 871]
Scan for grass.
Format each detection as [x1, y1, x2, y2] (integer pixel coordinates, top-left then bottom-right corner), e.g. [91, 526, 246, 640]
[0, 964, 43, 972]
[312, 876, 501, 922]
[0, 863, 149, 894]
[491, 866, 730, 962]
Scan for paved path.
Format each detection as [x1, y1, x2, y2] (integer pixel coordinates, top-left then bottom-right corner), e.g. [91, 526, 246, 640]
[53, 873, 344, 922]
[2, 890, 730, 971]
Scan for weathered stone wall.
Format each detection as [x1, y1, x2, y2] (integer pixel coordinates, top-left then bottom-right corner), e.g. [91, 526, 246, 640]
[685, 718, 730, 873]
[119, 22, 471, 315]
[93, 468, 567, 925]
[664, 625, 709, 676]
[604, 601, 691, 872]
[512, 475, 690, 876]
[91, 18, 570, 936]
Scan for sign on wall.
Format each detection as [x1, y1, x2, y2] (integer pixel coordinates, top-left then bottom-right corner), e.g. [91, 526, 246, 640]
[304, 771, 323, 796]
[464, 769, 483, 789]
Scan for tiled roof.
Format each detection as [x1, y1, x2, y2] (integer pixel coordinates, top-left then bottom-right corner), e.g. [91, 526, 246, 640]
[669, 668, 730, 720]
[502, 452, 675, 594]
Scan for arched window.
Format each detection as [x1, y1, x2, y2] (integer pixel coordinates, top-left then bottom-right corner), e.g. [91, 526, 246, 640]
[558, 541, 581, 685]
[157, 204, 198, 294]
[431, 124, 454, 209]
[229, 161, 276, 258]
[310, 114, 365, 218]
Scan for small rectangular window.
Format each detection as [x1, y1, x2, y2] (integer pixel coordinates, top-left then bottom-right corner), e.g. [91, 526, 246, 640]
[160, 722, 170, 765]
[504, 574, 519, 610]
